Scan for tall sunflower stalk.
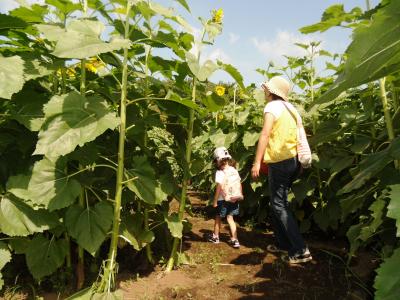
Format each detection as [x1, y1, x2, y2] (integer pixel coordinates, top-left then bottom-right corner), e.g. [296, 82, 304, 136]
[97, 1, 132, 292]
[166, 8, 224, 272]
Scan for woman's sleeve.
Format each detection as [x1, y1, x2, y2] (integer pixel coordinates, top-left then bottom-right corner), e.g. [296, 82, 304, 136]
[215, 170, 225, 184]
[263, 101, 283, 119]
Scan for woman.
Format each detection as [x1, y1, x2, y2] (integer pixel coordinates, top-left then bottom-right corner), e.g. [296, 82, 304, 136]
[251, 76, 312, 264]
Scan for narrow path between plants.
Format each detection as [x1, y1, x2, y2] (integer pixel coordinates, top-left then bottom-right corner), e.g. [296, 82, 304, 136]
[118, 192, 376, 300]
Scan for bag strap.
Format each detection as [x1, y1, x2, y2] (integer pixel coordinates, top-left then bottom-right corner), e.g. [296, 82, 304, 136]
[281, 101, 301, 127]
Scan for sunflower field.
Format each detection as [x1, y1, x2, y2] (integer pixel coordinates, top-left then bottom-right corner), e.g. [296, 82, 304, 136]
[0, 0, 399, 299]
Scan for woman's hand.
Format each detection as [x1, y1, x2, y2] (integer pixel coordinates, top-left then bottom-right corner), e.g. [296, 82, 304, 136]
[213, 201, 218, 208]
[251, 162, 260, 180]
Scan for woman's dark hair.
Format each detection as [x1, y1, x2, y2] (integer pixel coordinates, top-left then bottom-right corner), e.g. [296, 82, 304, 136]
[214, 157, 237, 170]
[270, 92, 284, 101]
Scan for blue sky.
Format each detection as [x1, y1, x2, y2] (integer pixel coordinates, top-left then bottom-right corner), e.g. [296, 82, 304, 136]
[1, 0, 380, 85]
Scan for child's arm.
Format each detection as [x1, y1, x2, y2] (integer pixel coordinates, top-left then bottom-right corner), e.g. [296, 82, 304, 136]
[213, 183, 222, 207]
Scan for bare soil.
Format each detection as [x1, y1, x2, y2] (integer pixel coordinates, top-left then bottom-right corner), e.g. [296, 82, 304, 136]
[117, 192, 376, 300]
[2, 192, 377, 300]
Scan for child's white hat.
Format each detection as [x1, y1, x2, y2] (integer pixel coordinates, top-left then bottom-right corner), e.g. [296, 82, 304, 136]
[214, 146, 231, 161]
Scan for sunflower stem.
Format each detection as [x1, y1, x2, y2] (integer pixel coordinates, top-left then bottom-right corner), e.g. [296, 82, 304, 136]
[379, 78, 399, 169]
[97, 2, 132, 292]
[166, 78, 196, 272]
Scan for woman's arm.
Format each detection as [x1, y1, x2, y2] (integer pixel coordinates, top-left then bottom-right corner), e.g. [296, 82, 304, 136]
[251, 112, 275, 179]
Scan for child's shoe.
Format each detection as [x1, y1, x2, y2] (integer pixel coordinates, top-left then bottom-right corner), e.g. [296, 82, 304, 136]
[208, 234, 220, 244]
[228, 239, 240, 248]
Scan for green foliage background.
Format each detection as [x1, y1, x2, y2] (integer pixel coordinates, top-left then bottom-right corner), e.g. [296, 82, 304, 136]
[0, 0, 398, 299]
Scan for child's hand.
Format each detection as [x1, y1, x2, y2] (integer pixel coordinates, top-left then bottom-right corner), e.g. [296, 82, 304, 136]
[213, 202, 218, 208]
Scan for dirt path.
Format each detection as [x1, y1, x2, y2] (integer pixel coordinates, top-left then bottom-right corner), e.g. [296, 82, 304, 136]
[118, 193, 375, 300]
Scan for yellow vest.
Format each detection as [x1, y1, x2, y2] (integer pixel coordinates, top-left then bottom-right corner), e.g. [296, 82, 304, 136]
[263, 108, 297, 163]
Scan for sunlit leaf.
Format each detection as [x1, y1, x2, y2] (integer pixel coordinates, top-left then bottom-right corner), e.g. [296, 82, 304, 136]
[36, 24, 65, 41]
[201, 91, 225, 112]
[0, 194, 59, 236]
[171, 15, 193, 34]
[300, 5, 362, 34]
[217, 61, 245, 89]
[250, 181, 262, 192]
[7, 158, 81, 211]
[46, 0, 81, 14]
[185, 51, 218, 81]
[165, 213, 182, 238]
[236, 110, 250, 125]
[205, 22, 222, 41]
[197, 60, 218, 81]
[209, 129, 238, 148]
[317, 1, 400, 104]
[149, 2, 175, 18]
[0, 55, 25, 99]
[34, 92, 119, 161]
[0, 242, 11, 270]
[10, 4, 47, 23]
[37, 20, 131, 59]
[242, 132, 259, 148]
[387, 185, 400, 237]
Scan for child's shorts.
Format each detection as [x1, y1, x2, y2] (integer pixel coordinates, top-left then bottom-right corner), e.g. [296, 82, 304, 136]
[216, 200, 239, 218]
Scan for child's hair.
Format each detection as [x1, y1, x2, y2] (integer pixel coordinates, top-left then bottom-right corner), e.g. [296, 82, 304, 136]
[214, 157, 237, 170]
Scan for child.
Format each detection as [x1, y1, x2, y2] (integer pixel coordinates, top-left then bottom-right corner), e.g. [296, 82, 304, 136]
[208, 147, 243, 248]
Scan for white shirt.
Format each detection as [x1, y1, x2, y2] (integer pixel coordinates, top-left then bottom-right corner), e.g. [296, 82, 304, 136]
[264, 100, 300, 120]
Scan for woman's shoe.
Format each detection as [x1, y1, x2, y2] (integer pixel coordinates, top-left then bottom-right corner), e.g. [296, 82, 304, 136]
[283, 249, 312, 264]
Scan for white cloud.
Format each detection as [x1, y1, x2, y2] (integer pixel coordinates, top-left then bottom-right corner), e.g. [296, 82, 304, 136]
[0, 0, 18, 13]
[228, 32, 240, 44]
[204, 48, 231, 64]
[26, 0, 46, 4]
[251, 30, 324, 65]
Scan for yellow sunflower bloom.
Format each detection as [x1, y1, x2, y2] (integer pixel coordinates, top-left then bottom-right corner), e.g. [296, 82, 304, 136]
[85, 63, 98, 73]
[212, 8, 224, 24]
[85, 58, 105, 73]
[66, 67, 76, 78]
[215, 85, 225, 96]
